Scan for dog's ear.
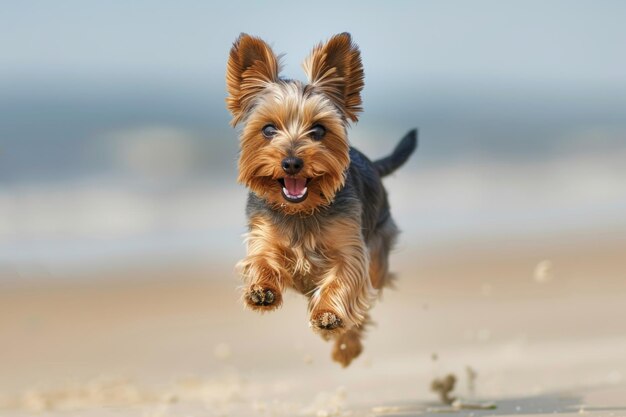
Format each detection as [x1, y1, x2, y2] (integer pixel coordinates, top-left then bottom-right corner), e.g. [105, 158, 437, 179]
[226, 33, 281, 126]
[303, 32, 364, 123]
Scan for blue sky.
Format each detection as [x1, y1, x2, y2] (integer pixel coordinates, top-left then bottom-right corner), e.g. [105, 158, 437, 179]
[2, 0, 625, 88]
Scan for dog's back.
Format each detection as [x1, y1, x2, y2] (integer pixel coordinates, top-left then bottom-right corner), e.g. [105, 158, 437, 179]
[340, 129, 418, 290]
[345, 129, 418, 242]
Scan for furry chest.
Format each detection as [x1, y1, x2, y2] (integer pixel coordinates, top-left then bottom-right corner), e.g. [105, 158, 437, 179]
[282, 237, 328, 294]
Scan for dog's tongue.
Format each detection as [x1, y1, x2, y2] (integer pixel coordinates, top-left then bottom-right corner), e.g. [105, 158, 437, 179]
[284, 177, 307, 196]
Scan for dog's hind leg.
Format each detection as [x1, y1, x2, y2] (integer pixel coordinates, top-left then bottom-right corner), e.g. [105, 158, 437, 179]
[331, 313, 371, 367]
[368, 217, 399, 290]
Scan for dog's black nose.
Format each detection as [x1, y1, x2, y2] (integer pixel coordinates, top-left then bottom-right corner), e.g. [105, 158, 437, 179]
[281, 157, 304, 175]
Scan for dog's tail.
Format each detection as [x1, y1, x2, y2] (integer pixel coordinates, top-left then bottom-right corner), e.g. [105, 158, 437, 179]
[374, 129, 418, 177]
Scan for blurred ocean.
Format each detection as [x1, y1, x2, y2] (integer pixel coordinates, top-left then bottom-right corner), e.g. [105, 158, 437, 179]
[1, 1, 625, 278]
[1, 77, 625, 277]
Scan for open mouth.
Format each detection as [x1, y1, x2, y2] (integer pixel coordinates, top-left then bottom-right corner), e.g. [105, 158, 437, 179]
[278, 177, 310, 203]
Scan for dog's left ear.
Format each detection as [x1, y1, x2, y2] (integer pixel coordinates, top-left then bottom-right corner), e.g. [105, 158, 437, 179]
[226, 33, 281, 126]
[303, 32, 364, 123]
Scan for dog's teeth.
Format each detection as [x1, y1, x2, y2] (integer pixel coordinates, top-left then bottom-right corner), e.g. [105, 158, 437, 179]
[283, 186, 308, 200]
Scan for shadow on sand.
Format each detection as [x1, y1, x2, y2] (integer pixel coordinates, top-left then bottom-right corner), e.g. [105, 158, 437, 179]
[367, 391, 626, 416]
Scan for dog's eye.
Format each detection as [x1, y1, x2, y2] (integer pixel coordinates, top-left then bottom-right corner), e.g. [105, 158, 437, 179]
[262, 124, 278, 139]
[310, 124, 326, 140]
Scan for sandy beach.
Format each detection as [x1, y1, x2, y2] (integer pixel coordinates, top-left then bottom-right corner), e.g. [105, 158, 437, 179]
[3, 2, 626, 416]
[1, 232, 625, 417]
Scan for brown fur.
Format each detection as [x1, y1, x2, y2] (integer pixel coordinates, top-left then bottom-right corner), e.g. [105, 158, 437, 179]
[226, 33, 414, 367]
[226, 34, 281, 126]
[238, 213, 372, 332]
[303, 32, 364, 122]
[238, 215, 288, 311]
[236, 82, 350, 215]
[332, 315, 370, 367]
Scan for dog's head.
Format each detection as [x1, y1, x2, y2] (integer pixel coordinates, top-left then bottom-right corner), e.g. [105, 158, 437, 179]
[226, 33, 364, 215]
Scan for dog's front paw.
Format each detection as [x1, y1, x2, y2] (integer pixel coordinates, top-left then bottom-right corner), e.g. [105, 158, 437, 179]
[310, 310, 344, 336]
[244, 284, 282, 311]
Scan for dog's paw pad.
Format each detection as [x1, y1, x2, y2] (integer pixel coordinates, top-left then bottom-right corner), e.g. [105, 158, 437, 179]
[250, 289, 274, 305]
[311, 311, 343, 331]
[246, 286, 279, 308]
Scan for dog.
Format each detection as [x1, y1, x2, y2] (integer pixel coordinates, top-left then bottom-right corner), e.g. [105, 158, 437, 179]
[226, 32, 417, 367]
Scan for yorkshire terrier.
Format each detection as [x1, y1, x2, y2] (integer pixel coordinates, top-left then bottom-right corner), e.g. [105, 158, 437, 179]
[226, 32, 417, 367]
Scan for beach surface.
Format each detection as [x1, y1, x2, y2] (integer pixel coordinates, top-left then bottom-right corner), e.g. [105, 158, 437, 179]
[1, 234, 625, 417]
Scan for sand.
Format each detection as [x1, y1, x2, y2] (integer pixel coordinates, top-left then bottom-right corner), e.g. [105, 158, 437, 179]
[1, 234, 625, 416]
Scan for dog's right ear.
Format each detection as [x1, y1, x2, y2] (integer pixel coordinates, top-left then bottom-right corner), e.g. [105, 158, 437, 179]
[226, 33, 281, 126]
